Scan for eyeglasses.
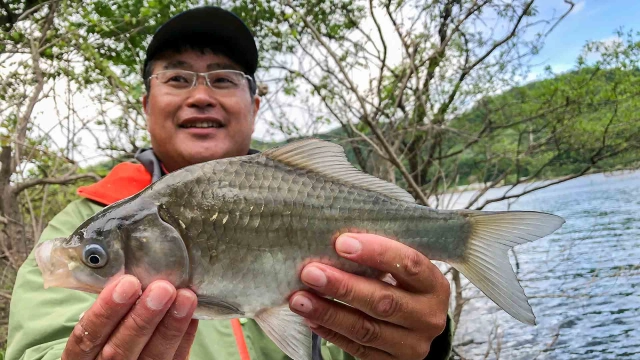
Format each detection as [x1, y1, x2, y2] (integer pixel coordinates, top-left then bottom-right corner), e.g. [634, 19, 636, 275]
[148, 69, 254, 92]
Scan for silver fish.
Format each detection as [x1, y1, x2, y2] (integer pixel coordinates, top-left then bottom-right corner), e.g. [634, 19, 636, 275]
[35, 139, 565, 359]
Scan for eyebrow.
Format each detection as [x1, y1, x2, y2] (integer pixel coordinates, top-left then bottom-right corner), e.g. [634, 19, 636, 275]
[162, 61, 242, 72]
[207, 63, 242, 71]
[163, 60, 191, 70]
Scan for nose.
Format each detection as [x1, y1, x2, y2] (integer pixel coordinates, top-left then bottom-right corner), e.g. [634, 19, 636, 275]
[185, 79, 219, 110]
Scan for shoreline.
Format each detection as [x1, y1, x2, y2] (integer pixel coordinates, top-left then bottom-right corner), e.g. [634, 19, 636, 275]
[447, 168, 640, 195]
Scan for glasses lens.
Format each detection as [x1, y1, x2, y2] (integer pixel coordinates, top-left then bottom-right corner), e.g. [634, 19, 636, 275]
[207, 70, 246, 90]
[156, 70, 195, 89]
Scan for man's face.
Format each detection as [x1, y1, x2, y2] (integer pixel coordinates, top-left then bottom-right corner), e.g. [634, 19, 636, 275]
[143, 49, 260, 172]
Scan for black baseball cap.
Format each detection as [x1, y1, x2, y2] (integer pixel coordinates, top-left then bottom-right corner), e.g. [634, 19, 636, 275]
[143, 6, 258, 79]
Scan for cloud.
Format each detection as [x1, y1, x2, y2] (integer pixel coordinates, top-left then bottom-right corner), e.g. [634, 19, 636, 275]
[599, 35, 622, 46]
[571, 1, 585, 14]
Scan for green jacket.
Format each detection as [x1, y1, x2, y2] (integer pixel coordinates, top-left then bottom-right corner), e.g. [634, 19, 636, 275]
[6, 165, 453, 360]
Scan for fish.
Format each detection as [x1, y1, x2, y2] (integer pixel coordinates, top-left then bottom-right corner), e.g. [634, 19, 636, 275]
[34, 138, 565, 360]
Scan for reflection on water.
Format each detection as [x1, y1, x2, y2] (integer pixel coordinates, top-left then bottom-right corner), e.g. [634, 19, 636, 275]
[447, 170, 640, 359]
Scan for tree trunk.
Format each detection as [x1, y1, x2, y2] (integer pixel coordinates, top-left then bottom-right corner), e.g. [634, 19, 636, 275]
[0, 145, 26, 268]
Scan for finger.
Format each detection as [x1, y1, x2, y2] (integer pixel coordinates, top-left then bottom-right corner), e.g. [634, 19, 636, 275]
[305, 322, 394, 360]
[173, 319, 199, 360]
[335, 233, 450, 295]
[290, 291, 426, 358]
[139, 289, 198, 360]
[62, 275, 141, 360]
[299, 263, 447, 329]
[97, 280, 177, 360]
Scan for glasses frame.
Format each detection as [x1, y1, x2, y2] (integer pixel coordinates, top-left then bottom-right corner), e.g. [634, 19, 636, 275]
[147, 69, 254, 92]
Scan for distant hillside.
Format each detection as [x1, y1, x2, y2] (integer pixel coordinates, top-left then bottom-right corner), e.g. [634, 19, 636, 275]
[445, 67, 640, 185]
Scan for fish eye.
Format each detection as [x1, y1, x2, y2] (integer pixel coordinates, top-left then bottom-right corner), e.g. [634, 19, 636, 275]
[83, 244, 108, 268]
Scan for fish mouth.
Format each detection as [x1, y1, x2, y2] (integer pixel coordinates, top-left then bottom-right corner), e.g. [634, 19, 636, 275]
[34, 240, 53, 272]
[35, 240, 107, 294]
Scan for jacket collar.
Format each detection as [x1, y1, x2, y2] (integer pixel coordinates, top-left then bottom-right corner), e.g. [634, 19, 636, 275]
[135, 148, 165, 182]
[134, 147, 261, 180]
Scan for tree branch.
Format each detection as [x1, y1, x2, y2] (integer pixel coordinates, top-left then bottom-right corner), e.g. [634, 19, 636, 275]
[289, 1, 430, 205]
[12, 2, 58, 173]
[464, 1, 534, 72]
[13, 173, 101, 195]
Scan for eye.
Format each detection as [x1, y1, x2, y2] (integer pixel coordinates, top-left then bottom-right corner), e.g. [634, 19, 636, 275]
[157, 71, 193, 88]
[212, 76, 234, 84]
[167, 74, 190, 83]
[83, 244, 108, 268]
[208, 73, 240, 88]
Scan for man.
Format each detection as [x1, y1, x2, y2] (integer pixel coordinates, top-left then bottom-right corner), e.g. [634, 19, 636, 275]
[6, 6, 453, 360]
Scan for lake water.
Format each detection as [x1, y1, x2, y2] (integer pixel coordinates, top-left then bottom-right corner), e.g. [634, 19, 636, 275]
[445, 170, 640, 359]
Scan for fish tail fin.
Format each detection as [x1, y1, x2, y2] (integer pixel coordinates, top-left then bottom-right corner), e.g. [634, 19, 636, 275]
[451, 210, 565, 325]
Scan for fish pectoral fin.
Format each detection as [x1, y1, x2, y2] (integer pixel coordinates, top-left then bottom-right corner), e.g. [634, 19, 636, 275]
[196, 295, 245, 316]
[262, 138, 415, 203]
[254, 305, 312, 360]
[454, 210, 565, 325]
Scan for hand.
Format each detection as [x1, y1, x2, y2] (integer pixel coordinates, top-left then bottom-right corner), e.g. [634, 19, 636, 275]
[289, 233, 450, 360]
[62, 275, 199, 360]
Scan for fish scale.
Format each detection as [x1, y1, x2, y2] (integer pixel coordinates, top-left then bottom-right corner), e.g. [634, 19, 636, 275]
[153, 157, 451, 315]
[35, 138, 565, 360]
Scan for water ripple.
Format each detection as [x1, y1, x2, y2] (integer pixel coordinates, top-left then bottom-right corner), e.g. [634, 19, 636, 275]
[452, 171, 640, 359]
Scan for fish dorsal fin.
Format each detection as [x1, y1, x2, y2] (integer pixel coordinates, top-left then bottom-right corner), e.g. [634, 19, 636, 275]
[263, 139, 415, 203]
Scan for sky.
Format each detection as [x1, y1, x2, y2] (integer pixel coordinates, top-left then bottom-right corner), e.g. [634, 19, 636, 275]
[527, 0, 640, 76]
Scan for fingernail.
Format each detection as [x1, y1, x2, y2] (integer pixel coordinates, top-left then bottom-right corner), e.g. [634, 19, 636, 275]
[146, 282, 175, 310]
[113, 276, 140, 304]
[336, 236, 361, 255]
[301, 266, 327, 288]
[291, 294, 313, 313]
[172, 290, 196, 318]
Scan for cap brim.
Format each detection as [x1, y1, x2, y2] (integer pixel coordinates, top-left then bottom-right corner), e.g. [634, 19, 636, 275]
[145, 7, 257, 76]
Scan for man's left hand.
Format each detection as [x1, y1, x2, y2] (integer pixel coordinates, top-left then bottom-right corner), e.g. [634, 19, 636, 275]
[289, 233, 451, 360]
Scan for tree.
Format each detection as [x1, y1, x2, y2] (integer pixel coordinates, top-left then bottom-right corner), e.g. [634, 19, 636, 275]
[255, 0, 640, 353]
[1, 0, 366, 256]
[0, 0, 365, 347]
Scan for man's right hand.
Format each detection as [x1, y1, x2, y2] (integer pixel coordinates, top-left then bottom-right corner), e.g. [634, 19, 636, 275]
[62, 275, 199, 360]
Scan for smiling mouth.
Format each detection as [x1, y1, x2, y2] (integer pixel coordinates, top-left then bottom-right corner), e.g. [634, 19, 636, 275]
[179, 121, 224, 129]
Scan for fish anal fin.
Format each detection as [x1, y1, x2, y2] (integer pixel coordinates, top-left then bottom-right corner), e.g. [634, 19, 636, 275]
[262, 139, 415, 203]
[254, 304, 312, 360]
[196, 295, 245, 316]
[454, 210, 565, 325]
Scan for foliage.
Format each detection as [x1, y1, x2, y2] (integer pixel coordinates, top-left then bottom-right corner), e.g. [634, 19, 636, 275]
[447, 65, 640, 185]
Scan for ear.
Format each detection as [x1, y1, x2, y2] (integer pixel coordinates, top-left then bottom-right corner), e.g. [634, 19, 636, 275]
[250, 95, 261, 131]
[142, 94, 150, 115]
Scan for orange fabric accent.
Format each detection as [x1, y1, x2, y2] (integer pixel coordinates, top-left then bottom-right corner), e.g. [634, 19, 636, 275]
[231, 319, 251, 360]
[77, 162, 153, 206]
